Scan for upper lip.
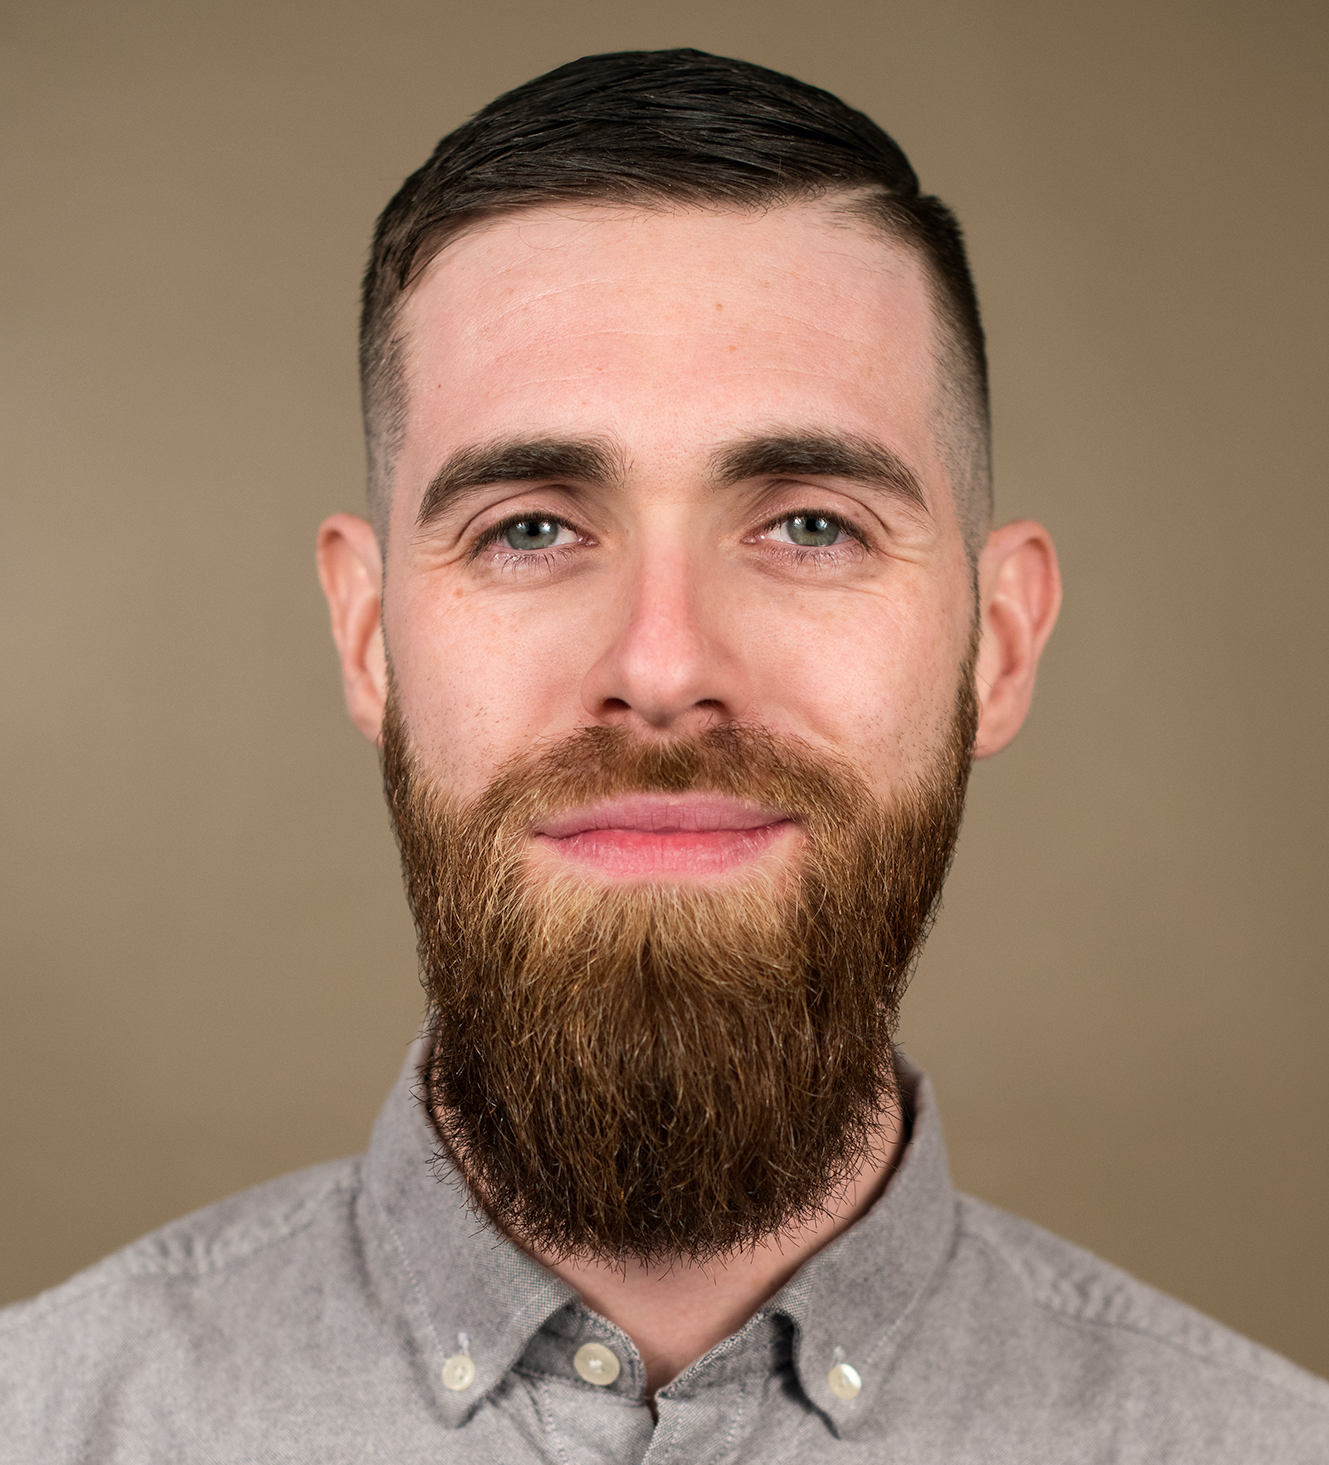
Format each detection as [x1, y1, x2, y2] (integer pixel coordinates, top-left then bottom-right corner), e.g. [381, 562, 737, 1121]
[533, 794, 792, 839]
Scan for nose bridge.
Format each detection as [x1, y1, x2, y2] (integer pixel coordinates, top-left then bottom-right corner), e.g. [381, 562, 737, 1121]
[581, 525, 744, 730]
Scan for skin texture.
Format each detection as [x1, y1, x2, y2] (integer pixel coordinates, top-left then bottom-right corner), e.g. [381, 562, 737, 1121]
[317, 199, 1061, 1392]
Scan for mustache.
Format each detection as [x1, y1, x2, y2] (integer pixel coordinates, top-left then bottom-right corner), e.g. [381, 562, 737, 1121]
[389, 719, 874, 852]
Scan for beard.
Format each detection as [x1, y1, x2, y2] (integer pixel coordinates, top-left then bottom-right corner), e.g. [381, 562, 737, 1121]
[382, 666, 977, 1266]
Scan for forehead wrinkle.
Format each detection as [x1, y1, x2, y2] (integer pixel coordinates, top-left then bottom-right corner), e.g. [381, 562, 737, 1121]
[471, 297, 877, 342]
[415, 435, 624, 528]
[708, 432, 929, 514]
[439, 256, 896, 335]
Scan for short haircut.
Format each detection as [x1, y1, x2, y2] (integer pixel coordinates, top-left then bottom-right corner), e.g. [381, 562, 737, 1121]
[360, 49, 992, 560]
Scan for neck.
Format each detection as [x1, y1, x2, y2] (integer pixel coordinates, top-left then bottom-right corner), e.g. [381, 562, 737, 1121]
[530, 1111, 907, 1397]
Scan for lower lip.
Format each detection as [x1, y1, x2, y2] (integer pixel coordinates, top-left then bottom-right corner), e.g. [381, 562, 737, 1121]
[532, 821, 797, 878]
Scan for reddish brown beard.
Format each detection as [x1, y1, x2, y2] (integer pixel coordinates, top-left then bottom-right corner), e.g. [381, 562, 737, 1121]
[382, 678, 976, 1266]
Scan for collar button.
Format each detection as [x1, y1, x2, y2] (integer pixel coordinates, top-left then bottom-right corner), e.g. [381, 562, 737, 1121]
[828, 1361, 862, 1400]
[574, 1342, 622, 1386]
[442, 1353, 476, 1391]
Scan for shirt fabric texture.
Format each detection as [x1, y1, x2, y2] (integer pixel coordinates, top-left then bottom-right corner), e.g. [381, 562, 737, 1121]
[2, 1047, 1326, 1463]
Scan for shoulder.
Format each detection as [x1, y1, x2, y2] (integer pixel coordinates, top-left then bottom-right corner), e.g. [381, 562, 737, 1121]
[948, 1193, 1329, 1456]
[0, 1157, 368, 1460]
[0, 1155, 362, 1336]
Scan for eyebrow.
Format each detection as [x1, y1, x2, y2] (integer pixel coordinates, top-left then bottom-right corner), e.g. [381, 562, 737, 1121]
[414, 429, 929, 529]
[415, 437, 622, 528]
[709, 433, 929, 513]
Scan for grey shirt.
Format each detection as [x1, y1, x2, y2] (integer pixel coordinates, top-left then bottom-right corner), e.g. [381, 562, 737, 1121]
[2, 1050, 1326, 1463]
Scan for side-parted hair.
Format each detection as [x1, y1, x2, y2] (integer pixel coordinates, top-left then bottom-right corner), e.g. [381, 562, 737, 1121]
[360, 48, 992, 559]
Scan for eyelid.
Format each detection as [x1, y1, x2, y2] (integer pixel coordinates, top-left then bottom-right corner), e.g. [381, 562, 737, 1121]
[754, 508, 867, 546]
[469, 509, 584, 560]
[468, 504, 867, 563]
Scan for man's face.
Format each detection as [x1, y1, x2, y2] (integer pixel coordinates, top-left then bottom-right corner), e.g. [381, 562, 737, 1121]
[381, 201, 976, 833]
[317, 198, 1058, 1260]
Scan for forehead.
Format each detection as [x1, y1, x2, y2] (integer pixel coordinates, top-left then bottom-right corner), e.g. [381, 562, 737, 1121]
[394, 201, 942, 505]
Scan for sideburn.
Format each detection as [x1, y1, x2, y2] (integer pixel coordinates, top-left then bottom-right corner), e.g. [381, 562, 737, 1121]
[382, 686, 976, 1265]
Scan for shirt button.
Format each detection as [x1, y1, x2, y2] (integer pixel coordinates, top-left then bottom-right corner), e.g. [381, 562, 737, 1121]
[573, 1341, 622, 1386]
[441, 1353, 476, 1391]
[827, 1361, 862, 1400]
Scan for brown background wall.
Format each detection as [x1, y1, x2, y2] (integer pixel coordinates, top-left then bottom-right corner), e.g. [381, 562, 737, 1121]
[2, 0, 1326, 1377]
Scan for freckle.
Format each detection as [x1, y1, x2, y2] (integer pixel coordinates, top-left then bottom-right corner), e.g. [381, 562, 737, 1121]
[715, 302, 724, 310]
[452, 586, 464, 599]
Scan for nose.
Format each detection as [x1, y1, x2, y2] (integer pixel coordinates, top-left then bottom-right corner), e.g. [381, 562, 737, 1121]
[579, 542, 751, 734]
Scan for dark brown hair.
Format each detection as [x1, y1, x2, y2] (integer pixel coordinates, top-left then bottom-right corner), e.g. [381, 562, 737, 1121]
[360, 48, 992, 556]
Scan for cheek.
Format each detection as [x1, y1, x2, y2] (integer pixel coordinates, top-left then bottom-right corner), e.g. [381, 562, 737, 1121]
[384, 580, 602, 796]
[733, 586, 966, 790]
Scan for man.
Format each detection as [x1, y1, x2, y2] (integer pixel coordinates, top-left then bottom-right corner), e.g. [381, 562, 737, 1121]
[2, 48, 1325, 1463]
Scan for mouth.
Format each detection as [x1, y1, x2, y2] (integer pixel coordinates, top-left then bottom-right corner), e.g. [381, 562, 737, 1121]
[531, 793, 798, 879]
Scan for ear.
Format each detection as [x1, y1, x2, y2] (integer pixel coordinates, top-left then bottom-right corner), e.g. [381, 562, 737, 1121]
[316, 514, 387, 742]
[972, 519, 1062, 759]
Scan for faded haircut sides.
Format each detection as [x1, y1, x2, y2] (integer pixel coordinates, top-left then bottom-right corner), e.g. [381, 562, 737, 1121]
[359, 48, 993, 563]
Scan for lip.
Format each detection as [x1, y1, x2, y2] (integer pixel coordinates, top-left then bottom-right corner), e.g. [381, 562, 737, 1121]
[534, 794, 789, 839]
[532, 794, 797, 878]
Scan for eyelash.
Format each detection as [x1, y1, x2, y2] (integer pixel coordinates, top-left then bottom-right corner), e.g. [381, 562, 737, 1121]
[468, 509, 866, 570]
[754, 509, 866, 561]
[467, 515, 577, 564]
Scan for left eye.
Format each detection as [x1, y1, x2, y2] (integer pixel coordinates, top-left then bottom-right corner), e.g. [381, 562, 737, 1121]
[774, 513, 844, 548]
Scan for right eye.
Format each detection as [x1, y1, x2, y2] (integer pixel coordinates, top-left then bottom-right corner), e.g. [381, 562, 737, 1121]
[501, 517, 571, 550]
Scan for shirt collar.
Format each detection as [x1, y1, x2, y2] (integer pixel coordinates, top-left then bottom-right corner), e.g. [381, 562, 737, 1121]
[757, 1055, 957, 1439]
[362, 1043, 577, 1428]
[362, 1042, 955, 1437]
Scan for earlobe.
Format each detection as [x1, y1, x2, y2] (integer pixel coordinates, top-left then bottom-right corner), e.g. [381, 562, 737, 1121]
[315, 514, 388, 742]
[972, 520, 1062, 759]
